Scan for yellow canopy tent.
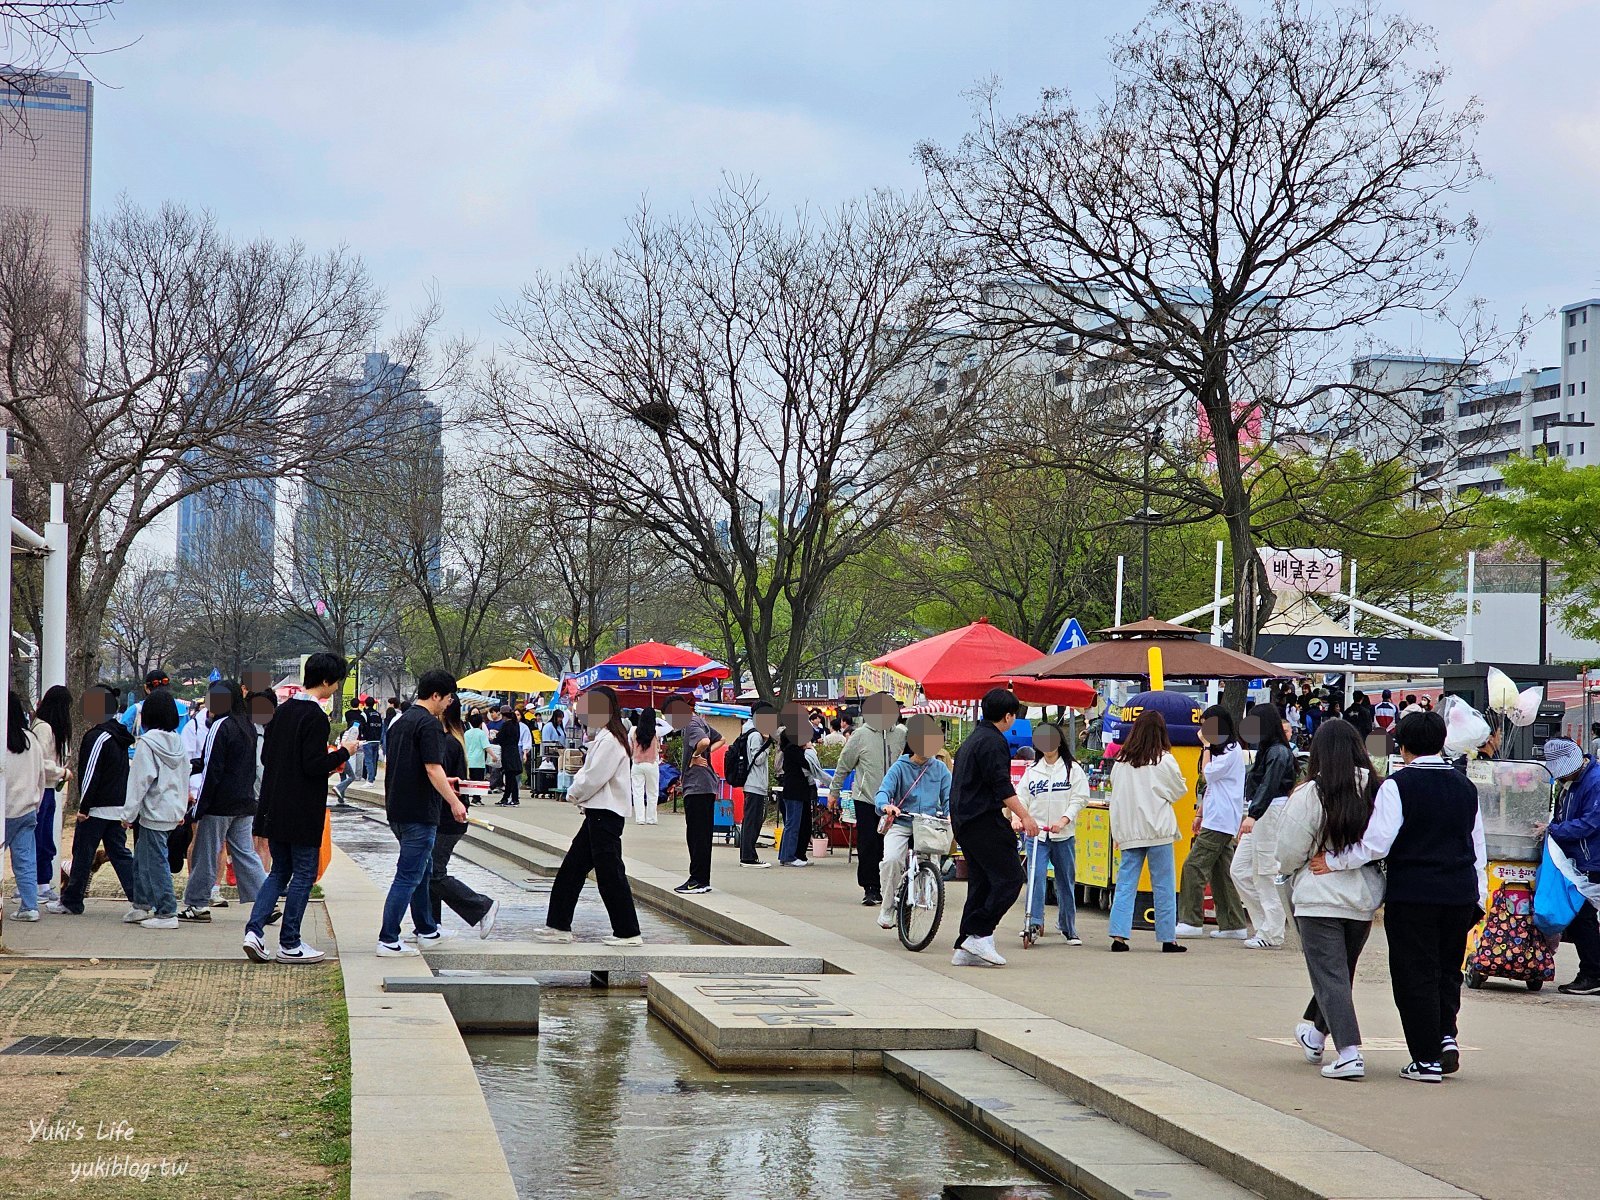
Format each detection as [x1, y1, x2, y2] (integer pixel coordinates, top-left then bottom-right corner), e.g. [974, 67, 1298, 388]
[457, 658, 559, 695]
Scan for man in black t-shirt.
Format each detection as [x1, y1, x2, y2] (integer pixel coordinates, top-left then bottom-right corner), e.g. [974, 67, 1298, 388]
[378, 670, 467, 956]
[949, 688, 1039, 969]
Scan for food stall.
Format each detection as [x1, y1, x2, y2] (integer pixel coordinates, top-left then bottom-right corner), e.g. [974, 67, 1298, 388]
[1005, 619, 1293, 924]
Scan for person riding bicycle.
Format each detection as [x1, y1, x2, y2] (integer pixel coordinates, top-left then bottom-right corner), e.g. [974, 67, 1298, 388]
[871, 715, 952, 932]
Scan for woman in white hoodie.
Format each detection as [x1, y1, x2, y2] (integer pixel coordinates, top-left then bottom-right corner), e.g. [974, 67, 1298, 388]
[1015, 722, 1089, 944]
[1274, 719, 1384, 1081]
[539, 686, 643, 946]
[120, 691, 191, 929]
[5, 692, 48, 921]
[1107, 710, 1189, 953]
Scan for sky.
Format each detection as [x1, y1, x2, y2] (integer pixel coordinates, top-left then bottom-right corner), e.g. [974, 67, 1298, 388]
[68, 0, 1600, 375]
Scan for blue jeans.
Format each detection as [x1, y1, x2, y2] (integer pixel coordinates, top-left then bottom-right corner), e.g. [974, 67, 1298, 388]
[1109, 841, 1177, 943]
[362, 742, 379, 783]
[35, 788, 57, 886]
[5, 810, 39, 912]
[778, 798, 807, 863]
[379, 821, 439, 944]
[247, 840, 320, 949]
[1024, 835, 1078, 937]
[131, 823, 176, 917]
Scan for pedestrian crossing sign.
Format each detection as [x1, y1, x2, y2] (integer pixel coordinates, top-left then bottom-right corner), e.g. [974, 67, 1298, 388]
[1050, 617, 1090, 654]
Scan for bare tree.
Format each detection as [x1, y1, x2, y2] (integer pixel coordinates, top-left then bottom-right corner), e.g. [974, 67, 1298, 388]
[277, 479, 405, 663]
[920, 0, 1518, 667]
[100, 553, 184, 683]
[174, 499, 280, 683]
[0, 201, 470, 694]
[2, 2, 121, 117]
[489, 182, 979, 702]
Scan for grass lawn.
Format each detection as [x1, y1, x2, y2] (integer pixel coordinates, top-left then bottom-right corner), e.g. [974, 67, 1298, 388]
[0, 960, 349, 1199]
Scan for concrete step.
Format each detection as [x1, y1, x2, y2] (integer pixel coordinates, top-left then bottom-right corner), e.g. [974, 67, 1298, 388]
[886, 1049, 1260, 1200]
[422, 940, 825, 975]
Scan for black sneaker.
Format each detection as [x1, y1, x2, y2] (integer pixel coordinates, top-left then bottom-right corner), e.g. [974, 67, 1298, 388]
[1440, 1036, 1460, 1075]
[684, 883, 712, 895]
[1399, 1061, 1443, 1084]
[1558, 974, 1600, 995]
[673, 880, 699, 894]
[176, 906, 212, 922]
[863, 892, 882, 907]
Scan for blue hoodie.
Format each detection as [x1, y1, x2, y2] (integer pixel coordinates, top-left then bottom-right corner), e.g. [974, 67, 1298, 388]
[1550, 759, 1600, 876]
[874, 755, 952, 826]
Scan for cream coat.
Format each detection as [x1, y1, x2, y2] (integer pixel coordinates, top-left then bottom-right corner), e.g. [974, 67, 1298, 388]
[1108, 752, 1186, 849]
[566, 728, 633, 819]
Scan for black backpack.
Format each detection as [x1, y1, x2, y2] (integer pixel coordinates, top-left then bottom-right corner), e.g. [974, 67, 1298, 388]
[724, 729, 769, 789]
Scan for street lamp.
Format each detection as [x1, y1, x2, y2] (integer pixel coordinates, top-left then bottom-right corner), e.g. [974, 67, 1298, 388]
[1109, 422, 1164, 620]
[1534, 417, 1595, 664]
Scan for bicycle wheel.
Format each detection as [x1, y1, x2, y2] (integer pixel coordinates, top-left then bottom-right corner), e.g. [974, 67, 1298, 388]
[898, 859, 945, 951]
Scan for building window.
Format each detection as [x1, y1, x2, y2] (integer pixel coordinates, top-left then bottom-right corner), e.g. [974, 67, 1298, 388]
[1053, 370, 1068, 386]
[1568, 444, 1575, 456]
[1571, 342, 1579, 355]
[1571, 313, 1579, 328]
[1053, 336, 1074, 356]
[1568, 384, 1577, 396]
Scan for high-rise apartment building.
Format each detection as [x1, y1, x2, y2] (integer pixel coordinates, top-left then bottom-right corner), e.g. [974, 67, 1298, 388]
[0, 70, 93, 293]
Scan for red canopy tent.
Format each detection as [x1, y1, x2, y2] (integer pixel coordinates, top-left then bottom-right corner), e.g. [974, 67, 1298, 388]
[573, 641, 731, 701]
[868, 619, 1096, 708]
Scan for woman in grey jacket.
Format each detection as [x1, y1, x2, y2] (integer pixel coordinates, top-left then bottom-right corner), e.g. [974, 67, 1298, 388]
[1275, 720, 1384, 1081]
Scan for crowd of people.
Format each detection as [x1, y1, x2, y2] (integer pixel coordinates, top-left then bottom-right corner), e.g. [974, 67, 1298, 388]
[12, 664, 1600, 1091]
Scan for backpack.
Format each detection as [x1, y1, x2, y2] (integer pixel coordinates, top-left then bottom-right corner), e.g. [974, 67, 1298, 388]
[724, 729, 769, 789]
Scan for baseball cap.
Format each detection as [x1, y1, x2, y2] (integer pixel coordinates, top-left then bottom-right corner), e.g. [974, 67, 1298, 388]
[1543, 737, 1585, 781]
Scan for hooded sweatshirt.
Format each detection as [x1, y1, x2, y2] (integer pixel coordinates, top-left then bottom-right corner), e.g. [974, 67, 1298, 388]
[121, 730, 191, 830]
[829, 722, 907, 806]
[1108, 752, 1186, 849]
[1018, 755, 1090, 842]
[1274, 774, 1385, 921]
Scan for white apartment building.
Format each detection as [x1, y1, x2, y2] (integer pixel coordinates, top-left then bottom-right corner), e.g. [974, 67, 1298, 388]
[1360, 297, 1600, 499]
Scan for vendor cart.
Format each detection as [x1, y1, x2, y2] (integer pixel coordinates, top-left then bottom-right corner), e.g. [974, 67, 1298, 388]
[1464, 757, 1557, 991]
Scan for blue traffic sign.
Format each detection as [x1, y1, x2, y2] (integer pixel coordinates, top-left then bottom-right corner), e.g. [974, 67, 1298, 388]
[1049, 617, 1090, 654]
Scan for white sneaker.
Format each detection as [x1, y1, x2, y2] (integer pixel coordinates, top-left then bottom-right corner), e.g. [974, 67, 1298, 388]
[1174, 922, 1206, 939]
[961, 935, 1007, 966]
[476, 898, 499, 940]
[951, 947, 994, 967]
[1295, 1021, 1326, 1064]
[415, 928, 458, 943]
[122, 906, 154, 924]
[375, 941, 420, 957]
[243, 931, 269, 963]
[1211, 928, 1250, 940]
[535, 928, 574, 944]
[1241, 935, 1282, 949]
[276, 942, 326, 964]
[876, 914, 896, 929]
[45, 900, 73, 915]
[38, 885, 59, 902]
[1066, 937, 1083, 946]
[12, 908, 40, 922]
[140, 915, 179, 929]
[739, 861, 773, 869]
[602, 934, 643, 946]
[1322, 1051, 1365, 1080]
[784, 859, 810, 868]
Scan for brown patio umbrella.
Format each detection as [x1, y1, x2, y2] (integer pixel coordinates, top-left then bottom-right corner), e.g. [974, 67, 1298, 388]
[1003, 618, 1295, 682]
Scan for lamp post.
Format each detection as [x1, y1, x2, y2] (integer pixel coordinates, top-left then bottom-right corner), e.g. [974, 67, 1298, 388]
[1112, 424, 1162, 620]
[1537, 417, 1595, 664]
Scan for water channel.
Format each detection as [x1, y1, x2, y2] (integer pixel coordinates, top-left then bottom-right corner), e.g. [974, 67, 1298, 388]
[334, 811, 1079, 1200]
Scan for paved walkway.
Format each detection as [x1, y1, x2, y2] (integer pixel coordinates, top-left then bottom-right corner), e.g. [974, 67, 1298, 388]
[432, 788, 1594, 1200]
[1, 895, 337, 960]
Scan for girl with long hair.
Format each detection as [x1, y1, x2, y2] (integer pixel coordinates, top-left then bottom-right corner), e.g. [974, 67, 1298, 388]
[630, 707, 661, 825]
[426, 698, 498, 939]
[1015, 721, 1088, 944]
[1176, 706, 1250, 940]
[540, 685, 642, 945]
[5, 692, 47, 920]
[1230, 701, 1299, 948]
[1274, 719, 1384, 1080]
[777, 705, 828, 867]
[30, 684, 72, 904]
[1106, 709, 1189, 952]
[178, 680, 268, 922]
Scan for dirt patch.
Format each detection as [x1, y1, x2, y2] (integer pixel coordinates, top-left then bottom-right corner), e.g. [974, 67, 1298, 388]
[0, 961, 349, 1199]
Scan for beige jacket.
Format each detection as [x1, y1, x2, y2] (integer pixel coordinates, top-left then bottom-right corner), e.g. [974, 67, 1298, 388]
[1108, 752, 1186, 849]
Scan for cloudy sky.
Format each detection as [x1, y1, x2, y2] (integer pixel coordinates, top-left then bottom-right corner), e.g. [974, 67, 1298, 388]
[78, 0, 1600, 372]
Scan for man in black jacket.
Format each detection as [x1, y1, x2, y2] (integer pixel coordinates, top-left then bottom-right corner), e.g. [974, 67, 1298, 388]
[495, 711, 522, 806]
[949, 689, 1039, 968]
[178, 681, 267, 922]
[244, 654, 358, 965]
[49, 685, 139, 915]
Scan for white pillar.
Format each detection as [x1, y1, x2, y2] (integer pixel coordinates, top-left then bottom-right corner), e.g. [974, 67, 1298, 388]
[1462, 551, 1477, 665]
[1114, 556, 1125, 628]
[1208, 540, 1223, 706]
[42, 482, 67, 690]
[1344, 559, 1358, 705]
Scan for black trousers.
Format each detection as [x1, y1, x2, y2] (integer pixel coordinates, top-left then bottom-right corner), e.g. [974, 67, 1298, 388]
[500, 761, 520, 804]
[684, 791, 716, 884]
[739, 791, 768, 863]
[1565, 899, 1600, 977]
[467, 767, 486, 782]
[953, 809, 1026, 946]
[547, 809, 640, 938]
[60, 815, 138, 911]
[854, 798, 883, 895]
[1383, 900, 1481, 1064]
[430, 828, 493, 926]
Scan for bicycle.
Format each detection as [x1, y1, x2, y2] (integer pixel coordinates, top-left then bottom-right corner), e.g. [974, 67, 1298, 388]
[890, 813, 950, 952]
